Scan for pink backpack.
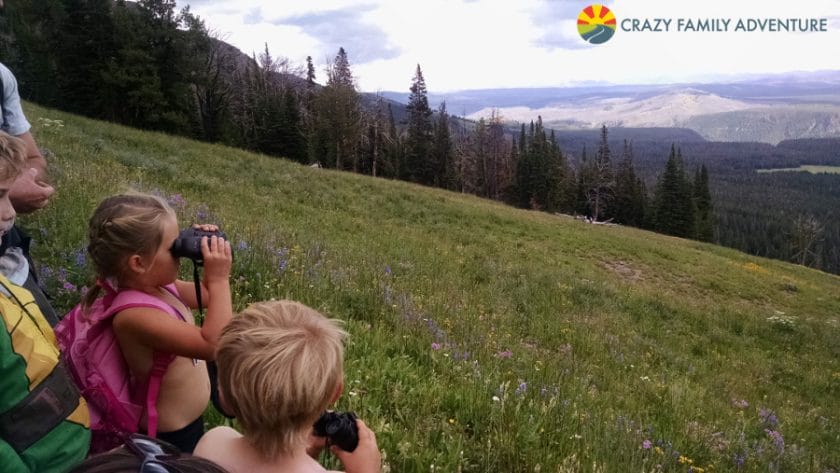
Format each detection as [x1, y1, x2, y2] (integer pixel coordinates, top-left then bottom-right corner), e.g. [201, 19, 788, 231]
[55, 282, 188, 454]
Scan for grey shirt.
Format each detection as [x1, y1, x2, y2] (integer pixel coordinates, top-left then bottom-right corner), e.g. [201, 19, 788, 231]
[0, 62, 32, 136]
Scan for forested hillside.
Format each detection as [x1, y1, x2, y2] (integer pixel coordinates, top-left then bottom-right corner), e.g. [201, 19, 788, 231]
[1, 0, 838, 274]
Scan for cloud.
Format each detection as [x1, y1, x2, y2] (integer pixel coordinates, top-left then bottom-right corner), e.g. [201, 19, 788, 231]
[531, 0, 601, 50]
[273, 4, 401, 63]
[243, 7, 262, 25]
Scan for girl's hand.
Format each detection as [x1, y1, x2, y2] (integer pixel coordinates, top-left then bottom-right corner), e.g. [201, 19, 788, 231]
[201, 235, 232, 284]
[331, 419, 381, 473]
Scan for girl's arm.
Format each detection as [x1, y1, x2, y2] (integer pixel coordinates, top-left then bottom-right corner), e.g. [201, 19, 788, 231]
[114, 236, 233, 360]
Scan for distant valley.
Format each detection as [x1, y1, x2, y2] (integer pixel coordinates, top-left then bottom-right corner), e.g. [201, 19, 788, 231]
[381, 70, 840, 144]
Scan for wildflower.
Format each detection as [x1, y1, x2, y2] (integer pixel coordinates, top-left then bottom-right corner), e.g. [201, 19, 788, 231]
[452, 351, 470, 361]
[733, 453, 745, 469]
[384, 265, 391, 275]
[167, 194, 186, 208]
[496, 350, 513, 359]
[431, 342, 442, 350]
[448, 418, 455, 425]
[654, 447, 663, 455]
[731, 399, 749, 409]
[642, 440, 652, 450]
[759, 408, 779, 427]
[74, 249, 86, 267]
[515, 382, 528, 396]
[492, 396, 500, 402]
[237, 240, 249, 250]
[62, 281, 77, 292]
[765, 429, 785, 453]
[678, 455, 693, 465]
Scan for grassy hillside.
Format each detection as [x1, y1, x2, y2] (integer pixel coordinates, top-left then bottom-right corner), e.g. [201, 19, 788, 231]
[24, 103, 839, 472]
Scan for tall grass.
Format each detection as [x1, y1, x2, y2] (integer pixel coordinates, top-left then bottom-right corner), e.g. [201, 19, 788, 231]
[25, 104, 840, 472]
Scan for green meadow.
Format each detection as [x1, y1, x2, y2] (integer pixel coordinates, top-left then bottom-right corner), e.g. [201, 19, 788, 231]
[26, 104, 839, 472]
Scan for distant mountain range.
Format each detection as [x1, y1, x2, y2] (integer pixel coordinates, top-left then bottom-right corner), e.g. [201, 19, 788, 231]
[380, 71, 840, 144]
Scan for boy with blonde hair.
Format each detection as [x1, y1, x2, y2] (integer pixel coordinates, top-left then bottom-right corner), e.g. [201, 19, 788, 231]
[195, 300, 381, 473]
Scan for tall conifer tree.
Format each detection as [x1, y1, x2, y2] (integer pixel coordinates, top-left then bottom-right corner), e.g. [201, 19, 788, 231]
[404, 64, 434, 184]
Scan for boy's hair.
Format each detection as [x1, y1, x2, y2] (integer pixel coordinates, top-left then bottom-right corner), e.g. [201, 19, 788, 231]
[84, 193, 175, 307]
[0, 131, 27, 181]
[216, 300, 347, 460]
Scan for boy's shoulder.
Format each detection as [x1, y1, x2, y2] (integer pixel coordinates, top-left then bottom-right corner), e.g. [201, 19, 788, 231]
[197, 425, 242, 445]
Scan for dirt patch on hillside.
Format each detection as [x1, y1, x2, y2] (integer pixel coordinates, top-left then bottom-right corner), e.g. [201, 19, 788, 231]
[603, 260, 643, 282]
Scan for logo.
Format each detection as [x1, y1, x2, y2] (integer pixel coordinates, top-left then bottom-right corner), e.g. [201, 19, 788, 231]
[578, 4, 617, 44]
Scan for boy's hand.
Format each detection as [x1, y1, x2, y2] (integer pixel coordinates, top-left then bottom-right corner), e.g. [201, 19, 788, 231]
[192, 223, 219, 233]
[306, 430, 328, 459]
[201, 235, 232, 283]
[331, 419, 381, 473]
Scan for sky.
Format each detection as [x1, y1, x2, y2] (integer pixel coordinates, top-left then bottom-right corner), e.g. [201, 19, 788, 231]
[175, 0, 840, 93]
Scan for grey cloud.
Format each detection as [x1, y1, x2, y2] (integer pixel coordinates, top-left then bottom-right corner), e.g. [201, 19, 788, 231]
[273, 4, 401, 63]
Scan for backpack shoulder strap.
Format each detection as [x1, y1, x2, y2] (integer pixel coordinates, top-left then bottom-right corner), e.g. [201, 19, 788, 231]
[108, 287, 191, 438]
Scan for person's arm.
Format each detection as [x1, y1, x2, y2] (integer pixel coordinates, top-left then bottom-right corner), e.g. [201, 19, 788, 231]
[16, 131, 46, 178]
[117, 234, 231, 360]
[1, 65, 54, 213]
[116, 237, 232, 360]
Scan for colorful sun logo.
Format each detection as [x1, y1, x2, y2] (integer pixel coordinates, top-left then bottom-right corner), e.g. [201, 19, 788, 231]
[577, 4, 617, 44]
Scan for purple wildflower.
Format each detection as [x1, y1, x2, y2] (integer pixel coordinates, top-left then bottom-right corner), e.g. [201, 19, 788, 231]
[237, 240, 249, 250]
[496, 350, 513, 359]
[765, 429, 785, 454]
[167, 194, 187, 208]
[63, 281, 77, 292]
[759, 408, 779, 427]
[515, 382, 527, 396]
[733, 453, 746, 470]
[642, 439, 652, 450]
[384, 265, 391, 275]
[452, 351, 470, 361]
[431, 342, 442, 350]
[74, 249, 86, 267]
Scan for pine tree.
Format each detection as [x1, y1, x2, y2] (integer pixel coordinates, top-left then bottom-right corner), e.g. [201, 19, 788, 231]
[310, 47, 361, 169]
[693, 165, 714, 241]
[56, 0, 116, 116]
[404, 64, 434, 184]
[654, 145, 695, 237]
[576, 144, 594, 216]
[613, 140, 645, 226]
[432, 102, 455, 189]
